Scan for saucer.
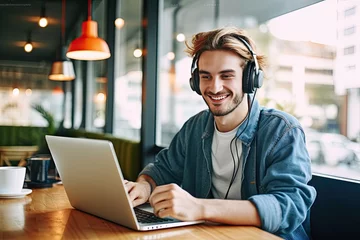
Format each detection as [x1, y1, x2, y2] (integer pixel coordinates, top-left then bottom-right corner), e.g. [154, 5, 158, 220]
[0, 189, 32, 199]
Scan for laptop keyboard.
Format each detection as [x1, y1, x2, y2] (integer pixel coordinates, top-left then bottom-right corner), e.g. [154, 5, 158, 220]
[134, 208, 176, 224]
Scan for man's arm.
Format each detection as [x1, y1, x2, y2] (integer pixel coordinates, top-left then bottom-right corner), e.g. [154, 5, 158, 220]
[200, 198, 261, 226]
[137, 174, 157, 193]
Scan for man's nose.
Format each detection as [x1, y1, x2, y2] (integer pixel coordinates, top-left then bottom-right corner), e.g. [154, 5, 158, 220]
[210, 77, 223, 93]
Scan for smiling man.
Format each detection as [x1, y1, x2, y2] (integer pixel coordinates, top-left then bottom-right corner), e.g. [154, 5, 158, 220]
[125, 26, 316, 240]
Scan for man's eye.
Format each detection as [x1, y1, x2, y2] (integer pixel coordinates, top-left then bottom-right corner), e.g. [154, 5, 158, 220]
[200, 75, 210, 79]
[222, 75, 233, 79]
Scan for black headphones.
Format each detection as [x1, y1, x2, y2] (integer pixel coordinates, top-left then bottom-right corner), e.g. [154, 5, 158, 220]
[189, 34, 264, 95]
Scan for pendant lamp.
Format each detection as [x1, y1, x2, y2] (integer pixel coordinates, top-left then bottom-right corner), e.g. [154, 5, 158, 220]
[66, 0, 111, 60]
[49, 0, 75, 81]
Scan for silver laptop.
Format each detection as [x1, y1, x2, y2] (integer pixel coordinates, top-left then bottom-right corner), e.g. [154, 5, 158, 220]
[45, 135, 202, 231]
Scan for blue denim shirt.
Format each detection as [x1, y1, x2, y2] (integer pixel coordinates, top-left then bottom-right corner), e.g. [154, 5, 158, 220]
[140, 100, 316, 239]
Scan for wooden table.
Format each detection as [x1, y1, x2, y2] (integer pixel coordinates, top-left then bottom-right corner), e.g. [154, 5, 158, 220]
[0, 185, 282, 240]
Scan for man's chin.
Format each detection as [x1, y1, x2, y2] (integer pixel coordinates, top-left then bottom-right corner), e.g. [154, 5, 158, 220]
[209, 105, 239, 117]
[210, 109, 228, 117]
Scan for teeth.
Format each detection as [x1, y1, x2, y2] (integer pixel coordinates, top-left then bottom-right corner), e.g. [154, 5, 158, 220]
[211, 95, 227, 100]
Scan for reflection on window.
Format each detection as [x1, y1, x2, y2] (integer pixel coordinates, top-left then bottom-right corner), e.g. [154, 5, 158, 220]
[0, 63, 65, 128]
[344, 6, 356, 17]
[305, 68, 333, 75]
[113, 0, 143, 141]
[344, 26, 355, 35]
[157, 0, 360, 181]
[344, 46, 355, 55]
[346, 65, 356, 71]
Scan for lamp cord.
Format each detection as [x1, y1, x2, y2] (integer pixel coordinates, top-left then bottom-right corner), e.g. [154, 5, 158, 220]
[61, 0, 65, 45]
[88, 0, 92, 20]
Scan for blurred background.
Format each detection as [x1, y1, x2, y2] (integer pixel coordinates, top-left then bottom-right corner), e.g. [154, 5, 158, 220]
[0, 0, 359, 180]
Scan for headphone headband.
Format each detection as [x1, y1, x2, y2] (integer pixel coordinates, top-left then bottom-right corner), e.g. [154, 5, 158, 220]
[230, 34, 259, 75]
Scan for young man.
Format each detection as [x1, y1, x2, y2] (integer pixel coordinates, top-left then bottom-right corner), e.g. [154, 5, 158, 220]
[125, 26, 316, 239]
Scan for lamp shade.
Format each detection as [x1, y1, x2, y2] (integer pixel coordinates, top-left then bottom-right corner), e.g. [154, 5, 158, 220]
[66, 20, 111, 60]
[49, 46, 76, 81]
[48, 61, 75, 81]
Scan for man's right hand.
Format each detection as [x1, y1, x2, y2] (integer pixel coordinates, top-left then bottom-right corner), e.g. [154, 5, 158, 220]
[124, 176, 154, 207]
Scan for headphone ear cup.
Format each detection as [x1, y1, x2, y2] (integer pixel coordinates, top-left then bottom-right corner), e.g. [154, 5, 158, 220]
[254, 69, 264, 89]
[190, 68, 201, 95]
[242, 61, 255, 94]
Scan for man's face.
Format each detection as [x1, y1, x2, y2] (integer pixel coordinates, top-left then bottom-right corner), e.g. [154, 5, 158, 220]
[198, 50, 245, 117]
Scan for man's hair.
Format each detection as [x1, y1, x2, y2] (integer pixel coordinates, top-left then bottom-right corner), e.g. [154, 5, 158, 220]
[185, 26, 266, 70]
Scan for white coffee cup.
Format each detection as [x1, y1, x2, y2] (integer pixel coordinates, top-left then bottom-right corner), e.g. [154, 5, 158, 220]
[0, 166, 26, 194]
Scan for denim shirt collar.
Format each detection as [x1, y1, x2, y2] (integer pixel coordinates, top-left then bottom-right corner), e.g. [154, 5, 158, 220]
[202, 98, 261, 146]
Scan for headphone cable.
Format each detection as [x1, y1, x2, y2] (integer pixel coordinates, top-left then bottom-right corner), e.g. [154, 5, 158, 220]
[224, 89, 258, 199]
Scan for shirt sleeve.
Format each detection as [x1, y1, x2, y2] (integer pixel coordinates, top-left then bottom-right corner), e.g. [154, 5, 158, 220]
[139, 125, 187, 186]
[248, 126, 317, 234]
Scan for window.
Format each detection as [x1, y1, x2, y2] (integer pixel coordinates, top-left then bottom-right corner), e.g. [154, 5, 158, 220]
[157, 0, 360, 181]
[344, 6, 356, 17]
[344, 26, 355, 36]
[344, 46, 355, 55]
[305, 68, 333, 75]
[346, 65, 356, 71]
[279, 66, 293, 72]
[0, 63, 65, 128]
[112, 0, 143, 141]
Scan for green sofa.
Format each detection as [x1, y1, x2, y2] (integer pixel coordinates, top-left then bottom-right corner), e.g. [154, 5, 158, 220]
[0, 126, 47, 146]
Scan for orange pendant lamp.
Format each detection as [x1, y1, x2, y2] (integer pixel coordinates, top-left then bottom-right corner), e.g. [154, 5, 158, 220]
[49, 0, 75, 81]
[66, 0, 110, 60]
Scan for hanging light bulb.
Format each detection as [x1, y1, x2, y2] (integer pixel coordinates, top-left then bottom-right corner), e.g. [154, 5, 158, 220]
[39, 17, 48, 28]
[24, 32, 33, 53]
[96, 92, 106, 102]
[133, 45, 142, 58]
[49, 0, 75, 81]
[24, 42, 33, 52]
[115, 18, 125, 29]
[12, 87, 20, 96]
[167, 52, 175, 60]
[67, 0, 110, 60]
[25, 88, 32, 96]
[38, 3, 48, 27]
[176, 33, 185, 42]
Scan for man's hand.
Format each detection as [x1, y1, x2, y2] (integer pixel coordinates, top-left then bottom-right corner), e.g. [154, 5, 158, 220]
[149, 183, 204, 221]
[124, 179, 152, 207]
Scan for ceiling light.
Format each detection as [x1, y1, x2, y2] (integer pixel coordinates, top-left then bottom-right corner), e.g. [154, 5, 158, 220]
[24, 42, 33, 52]
[67, 0, 111, 60]
[12, 88, 20, 96]
[133, 46, 142, 58]
[38, 3, 48, 28]
[49, 0, 75, 81]
[24, 32, 33, 53]
[96, 92, 106, 103]
[39, 17, 48, 28]
[25, 88, 32, 96]
[115, 18, 125, 29]
[167, 52, 175, 60]
[49, 47, 76, 81]
[176, 33, 185, 42]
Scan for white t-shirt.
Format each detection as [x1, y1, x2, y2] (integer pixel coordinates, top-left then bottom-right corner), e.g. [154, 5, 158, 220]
[211, 122, 243, 200]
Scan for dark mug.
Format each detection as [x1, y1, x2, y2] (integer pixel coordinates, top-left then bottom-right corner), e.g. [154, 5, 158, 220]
[26, 155, 51, 183]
